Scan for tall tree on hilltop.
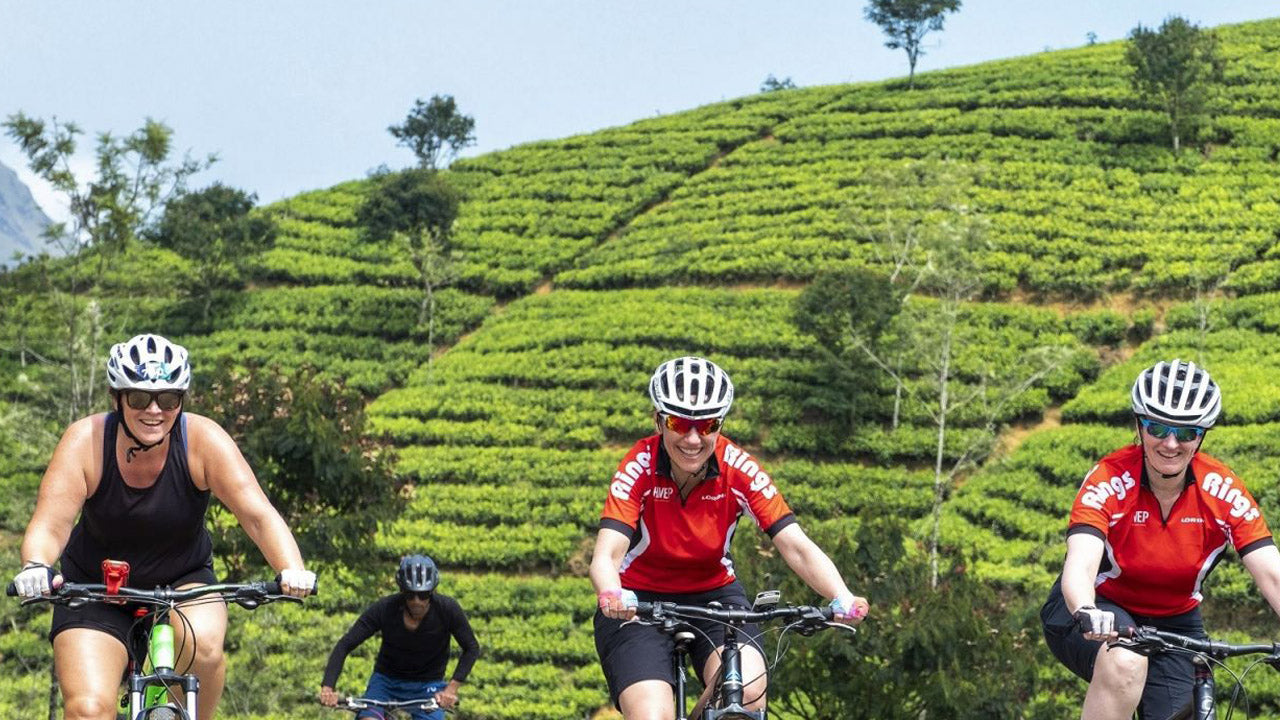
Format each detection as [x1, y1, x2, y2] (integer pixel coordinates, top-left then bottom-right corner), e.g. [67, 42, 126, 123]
[1125, 15, 1224, 152]
[864, 0, 962, 88]
[388, 95, 476, 170]
[1, 113, 213, 421]
[146, 183, 277, 329]
[358, 168, 462, 361]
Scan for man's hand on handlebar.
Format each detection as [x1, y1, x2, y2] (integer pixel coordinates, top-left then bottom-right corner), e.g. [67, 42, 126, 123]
[319, 686, 340, 707]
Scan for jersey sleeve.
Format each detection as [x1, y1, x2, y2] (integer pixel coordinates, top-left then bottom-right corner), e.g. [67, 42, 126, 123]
[723, 441, 795, 536]
[1200, 468, 1274, 553]
[600, 438, 655, 538]
[1067, 460, 1139, 539]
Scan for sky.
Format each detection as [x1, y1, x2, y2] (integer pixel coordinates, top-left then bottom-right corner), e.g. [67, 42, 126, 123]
[2, 1, 1278, 222]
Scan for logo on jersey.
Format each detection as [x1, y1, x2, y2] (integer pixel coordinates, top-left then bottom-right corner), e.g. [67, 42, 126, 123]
[653, 487, 674, 501]
[1201, 472, 1261, 521]
[722, 443, 779, 499]
[1133, 511, 1150, 525]
[1182, 517, 1205, 524]
[611, 450, 652, 501]
[1079, 468, 1136, 511]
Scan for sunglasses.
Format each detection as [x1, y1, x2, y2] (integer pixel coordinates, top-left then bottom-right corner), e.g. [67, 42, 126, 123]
[405, 591, 433, 601]
[662, 414, 722, 436]
[123, 389, 185, 411]
[1140, 418, 1205, 443]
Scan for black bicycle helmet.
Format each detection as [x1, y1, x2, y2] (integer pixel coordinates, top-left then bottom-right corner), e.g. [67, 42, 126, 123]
[396, 554, 440, 593]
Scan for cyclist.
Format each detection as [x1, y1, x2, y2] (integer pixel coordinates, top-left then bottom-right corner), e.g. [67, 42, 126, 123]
[320, 554, 480, 720]
[1040, 359, 1280, 720]
[11, 333, 316, 720]
[591, 356, 870, 719]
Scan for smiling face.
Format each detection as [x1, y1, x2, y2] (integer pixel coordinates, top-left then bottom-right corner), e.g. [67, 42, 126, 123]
[404, 592, 431, 620]
[657, 412, 719, 477]
[1137, 417, 1204, 479]
[116, 390, 182, 446]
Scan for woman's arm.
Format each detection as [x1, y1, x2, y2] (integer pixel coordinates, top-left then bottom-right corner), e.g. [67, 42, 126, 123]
[1241, 544, 1280, 618]
[589, 527, 634, 619]
[1060, 532, 1106, 614]
[188, 415, 309, 592]
[21, 417, 96, 567]
[772, 524, 868, 621]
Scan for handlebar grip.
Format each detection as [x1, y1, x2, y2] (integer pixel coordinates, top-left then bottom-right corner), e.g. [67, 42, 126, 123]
[5, 582, 15, 597]
[264, 581, 283, 595]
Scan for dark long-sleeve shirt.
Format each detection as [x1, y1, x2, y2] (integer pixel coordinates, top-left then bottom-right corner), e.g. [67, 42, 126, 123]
[322, 593, 481, 687]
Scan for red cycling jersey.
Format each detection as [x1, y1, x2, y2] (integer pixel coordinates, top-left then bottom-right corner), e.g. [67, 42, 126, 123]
[600, 434, 796, 594]
[1068, 444, 1274, 616]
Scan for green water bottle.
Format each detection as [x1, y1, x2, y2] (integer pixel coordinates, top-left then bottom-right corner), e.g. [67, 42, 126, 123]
[150, 622, 175, 671]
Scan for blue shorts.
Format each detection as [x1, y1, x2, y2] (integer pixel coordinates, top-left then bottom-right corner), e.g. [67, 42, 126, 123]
[360, 672, 447, 720]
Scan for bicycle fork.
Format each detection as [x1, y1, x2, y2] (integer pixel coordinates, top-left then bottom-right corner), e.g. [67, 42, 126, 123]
[129, 615, 198, 720]
[703, 625, 764, 720]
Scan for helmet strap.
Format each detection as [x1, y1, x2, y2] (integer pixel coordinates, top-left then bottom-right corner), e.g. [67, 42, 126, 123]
[115, 394, 178, 463]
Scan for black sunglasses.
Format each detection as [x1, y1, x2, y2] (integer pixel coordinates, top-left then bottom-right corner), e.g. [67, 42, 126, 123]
[123, 389, 185, 411]
[405, 590, 433, 600]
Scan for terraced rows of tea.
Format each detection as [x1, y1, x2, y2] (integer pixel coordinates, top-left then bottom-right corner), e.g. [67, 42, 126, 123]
[6, 16, 1280, 719]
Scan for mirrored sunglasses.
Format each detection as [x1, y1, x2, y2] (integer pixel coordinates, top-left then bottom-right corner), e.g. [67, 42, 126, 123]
[123, 389, 185, 411]
[1140, 417, 1204, 443]
[663, 414, 722, 436]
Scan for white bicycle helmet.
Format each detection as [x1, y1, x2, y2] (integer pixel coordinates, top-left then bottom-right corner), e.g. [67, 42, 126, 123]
[1130, 359, 1221, 429]
[106, 334, 191, 391]
[648, 356, 734, 419]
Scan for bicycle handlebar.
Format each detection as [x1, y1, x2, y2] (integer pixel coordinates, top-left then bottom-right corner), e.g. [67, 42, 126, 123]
[6, 580, 301, 609]
[634, 600, 835, 625]
[332, 696, 442, 712]
[1116, 626, 1280, 660]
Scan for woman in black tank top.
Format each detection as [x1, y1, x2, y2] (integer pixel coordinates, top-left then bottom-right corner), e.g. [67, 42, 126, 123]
[13, 334, 317, 720]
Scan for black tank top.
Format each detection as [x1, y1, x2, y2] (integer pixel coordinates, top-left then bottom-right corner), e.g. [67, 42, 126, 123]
[61, 412, 214, 587]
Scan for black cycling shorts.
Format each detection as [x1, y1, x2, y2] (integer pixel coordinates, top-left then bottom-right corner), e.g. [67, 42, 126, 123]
[593, 581, 765, 709]
[49, 564, 218, 650]
[1041, 577, 1206, 720]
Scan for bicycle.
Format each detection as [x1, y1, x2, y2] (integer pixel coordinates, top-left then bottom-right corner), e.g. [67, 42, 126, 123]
[7, 564, 302, 720]
[631, 592, 852, 720]
[326, 695, 445, 719]
[1111, 625, 1280, 720]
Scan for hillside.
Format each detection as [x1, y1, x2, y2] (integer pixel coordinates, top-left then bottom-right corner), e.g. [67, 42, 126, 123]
[5, 17, 1280, 719]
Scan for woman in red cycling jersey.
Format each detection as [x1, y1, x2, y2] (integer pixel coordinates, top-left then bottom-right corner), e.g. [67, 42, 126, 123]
[1041, 359, 1280, 719]
[590, 356, 869, 719]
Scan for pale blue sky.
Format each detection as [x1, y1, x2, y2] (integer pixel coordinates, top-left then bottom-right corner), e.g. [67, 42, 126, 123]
[2, 1, 1277, 219]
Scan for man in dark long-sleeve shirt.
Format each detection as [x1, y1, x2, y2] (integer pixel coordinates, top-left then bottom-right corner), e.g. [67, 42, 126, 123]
[320, 555, 480, 720]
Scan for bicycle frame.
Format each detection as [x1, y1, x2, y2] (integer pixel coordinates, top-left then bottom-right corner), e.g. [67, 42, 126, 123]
[129, 606, 199, 720]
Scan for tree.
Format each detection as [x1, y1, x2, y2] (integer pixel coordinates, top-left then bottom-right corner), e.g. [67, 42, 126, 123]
[793, 268, 904, 430]
[1125, 15, 1224, 152]
[357, 168, 462, 358]
[1, 113, 214, 422]
[864, 0, 962, 88]
[760, 74, 797, 92]
[197, 361, 398, 575]
[388, 95, 476, 170]
[146, 183, 277, 328]
[801, 161, 1072, 587]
